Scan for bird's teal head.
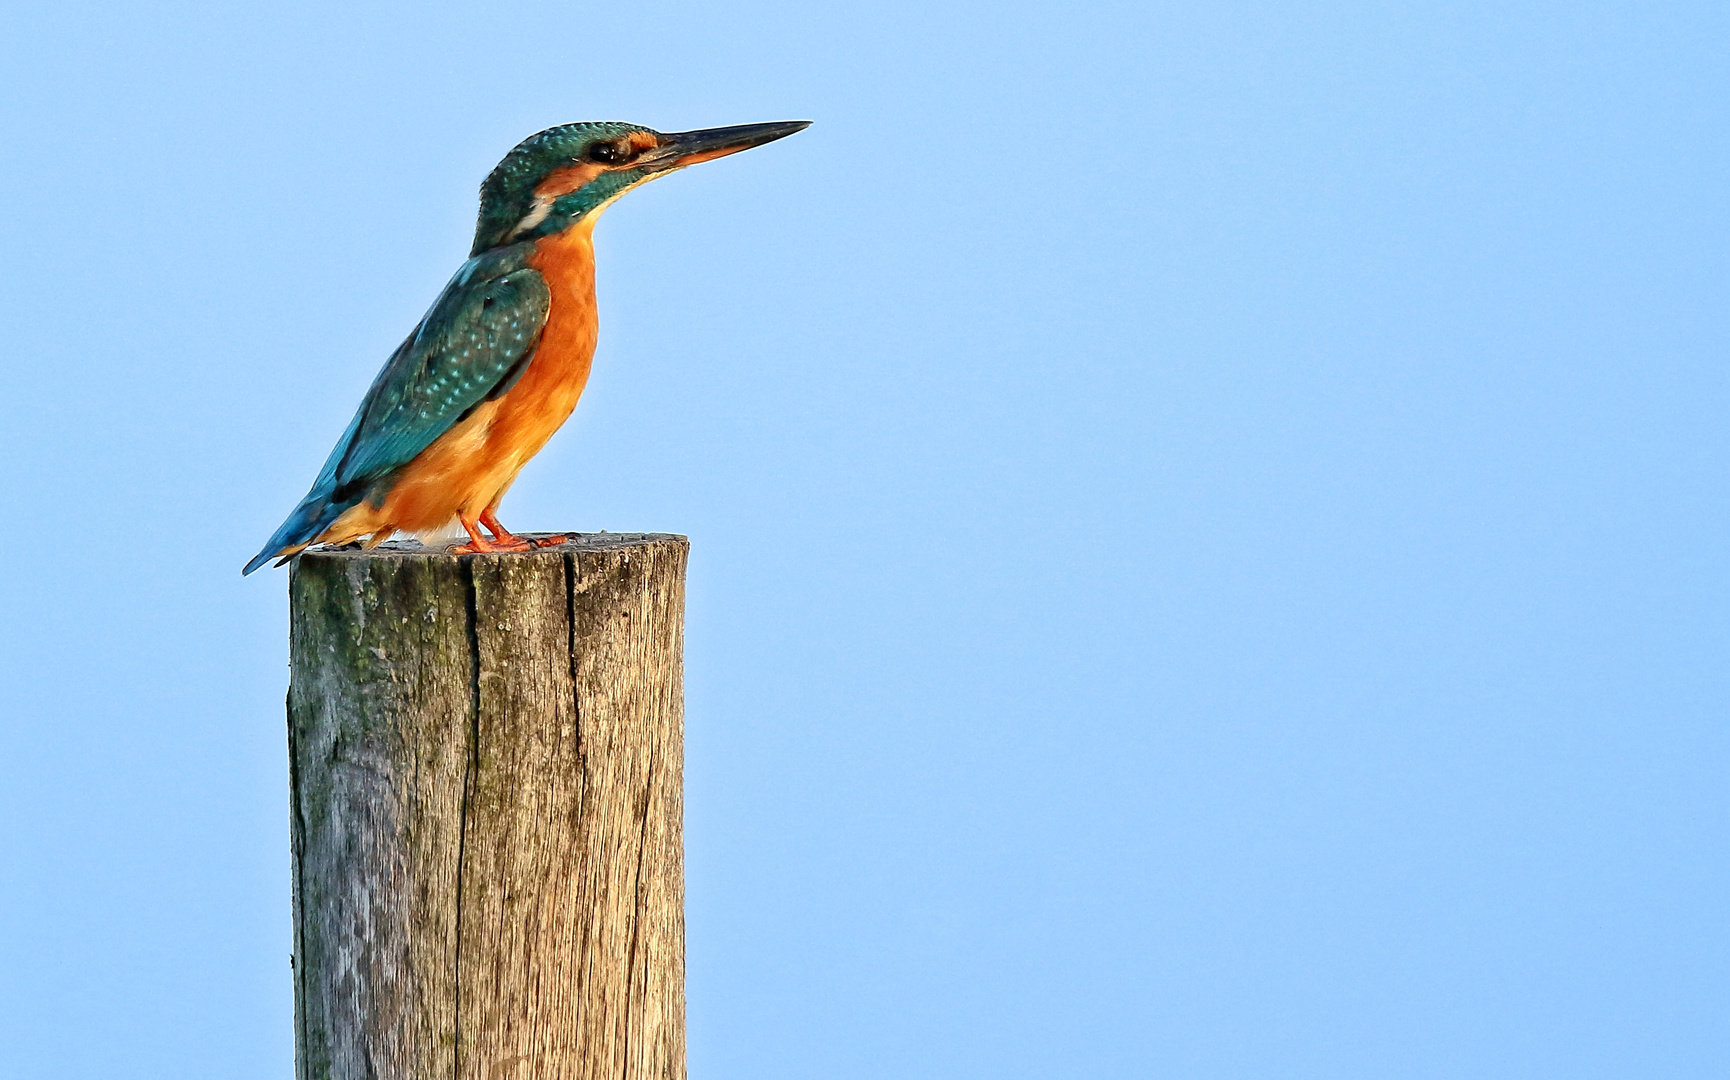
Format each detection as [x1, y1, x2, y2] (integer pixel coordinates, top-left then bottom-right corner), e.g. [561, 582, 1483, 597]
[471, 120, 809, 255]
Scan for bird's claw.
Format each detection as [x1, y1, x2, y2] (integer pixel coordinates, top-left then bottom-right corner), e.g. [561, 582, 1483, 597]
[451, 533, 568, 555]
[451, 538, 533, 555]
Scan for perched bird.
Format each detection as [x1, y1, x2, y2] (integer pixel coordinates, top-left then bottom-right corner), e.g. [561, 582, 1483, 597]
[244, 120, 809, 575]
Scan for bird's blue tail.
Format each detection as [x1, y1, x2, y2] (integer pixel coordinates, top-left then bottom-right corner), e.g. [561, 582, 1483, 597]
[245, 404, 372, 575]
[242, 493, 349, 575]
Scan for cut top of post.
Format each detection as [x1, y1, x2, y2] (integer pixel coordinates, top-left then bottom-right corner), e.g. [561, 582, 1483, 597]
[294, 531, 685, 567]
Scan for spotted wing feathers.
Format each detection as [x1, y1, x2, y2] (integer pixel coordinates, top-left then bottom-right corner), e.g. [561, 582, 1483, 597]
[329, 265, 549, 499]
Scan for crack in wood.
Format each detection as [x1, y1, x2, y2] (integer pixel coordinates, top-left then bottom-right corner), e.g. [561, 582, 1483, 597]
[455, 555, 481, 1080]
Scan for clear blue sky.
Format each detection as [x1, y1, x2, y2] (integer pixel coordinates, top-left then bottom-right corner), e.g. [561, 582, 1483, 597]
[1, 2, 1725, 1077]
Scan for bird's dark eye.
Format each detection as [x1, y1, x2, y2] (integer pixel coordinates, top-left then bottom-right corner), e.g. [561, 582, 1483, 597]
[587, 140, 633, 165]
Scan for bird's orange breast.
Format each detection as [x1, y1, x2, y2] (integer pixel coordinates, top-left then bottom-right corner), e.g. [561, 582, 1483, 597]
[478, 223, 602, 479]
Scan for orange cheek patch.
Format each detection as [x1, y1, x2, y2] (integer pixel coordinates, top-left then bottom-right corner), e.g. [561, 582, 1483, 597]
[534, 163, 606, 198]
[534, 133, 658, 196]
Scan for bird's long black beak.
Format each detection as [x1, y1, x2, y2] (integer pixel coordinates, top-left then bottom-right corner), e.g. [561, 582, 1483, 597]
[642, 121, 811, 170]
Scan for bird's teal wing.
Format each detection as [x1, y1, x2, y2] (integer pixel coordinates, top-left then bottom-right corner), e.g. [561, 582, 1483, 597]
[244, 246, 549, 574]
[327, 253, 550, 498]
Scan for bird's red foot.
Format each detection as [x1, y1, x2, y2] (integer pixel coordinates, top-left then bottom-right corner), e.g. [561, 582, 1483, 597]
[477, 509, 567, 550]
[451, 536, 533, 555]
[457, 513, 566, 554]
[454, 515, 530, 554]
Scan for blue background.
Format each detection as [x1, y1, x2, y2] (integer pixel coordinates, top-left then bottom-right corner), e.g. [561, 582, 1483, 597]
[2, 2, 1725, 1076]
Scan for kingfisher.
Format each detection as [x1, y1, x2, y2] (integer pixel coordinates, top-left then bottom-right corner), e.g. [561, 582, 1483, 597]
[244, 120, 809, 575]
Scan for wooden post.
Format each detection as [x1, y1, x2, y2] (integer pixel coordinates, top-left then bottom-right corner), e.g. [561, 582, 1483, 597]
[286, 534, 687, 1080]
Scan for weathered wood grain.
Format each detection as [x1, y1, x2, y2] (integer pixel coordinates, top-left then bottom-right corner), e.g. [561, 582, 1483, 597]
[288, 534, 687, 1080]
